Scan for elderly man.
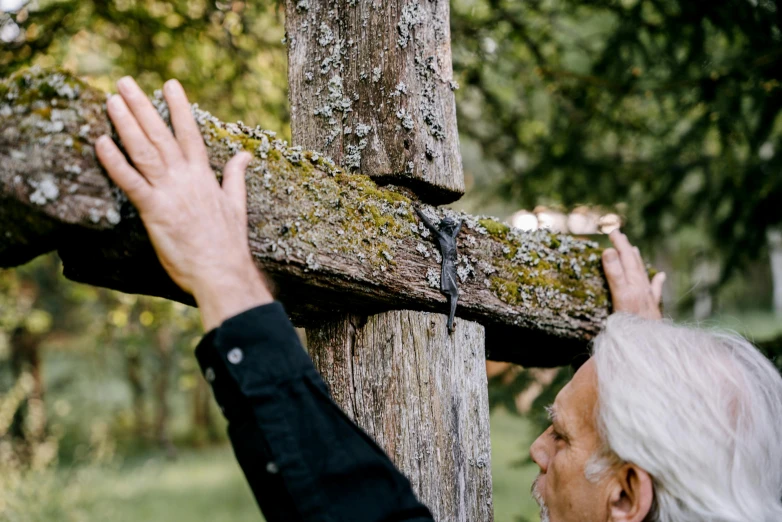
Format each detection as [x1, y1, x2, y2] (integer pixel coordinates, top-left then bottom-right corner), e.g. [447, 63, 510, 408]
[95, 77, 782, 522]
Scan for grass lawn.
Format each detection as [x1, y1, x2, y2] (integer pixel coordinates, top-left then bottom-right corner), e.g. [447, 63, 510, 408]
[3, 410, 540, 522]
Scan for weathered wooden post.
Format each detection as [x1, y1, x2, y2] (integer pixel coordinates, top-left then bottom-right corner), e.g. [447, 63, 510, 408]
[285, 1, 493, 519]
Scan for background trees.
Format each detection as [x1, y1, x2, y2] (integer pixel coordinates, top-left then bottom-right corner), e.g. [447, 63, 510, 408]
[1, 1, 781, 520]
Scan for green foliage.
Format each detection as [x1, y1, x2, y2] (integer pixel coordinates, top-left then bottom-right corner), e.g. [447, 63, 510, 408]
[1, 0, 289, 134]
[451, 0, 782, 280]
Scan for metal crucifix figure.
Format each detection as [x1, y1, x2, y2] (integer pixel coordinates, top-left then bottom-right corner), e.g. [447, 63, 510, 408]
[415, 207, 463, 333]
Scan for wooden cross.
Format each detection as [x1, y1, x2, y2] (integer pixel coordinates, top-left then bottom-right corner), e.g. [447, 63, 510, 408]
[0, 2, 612, 519]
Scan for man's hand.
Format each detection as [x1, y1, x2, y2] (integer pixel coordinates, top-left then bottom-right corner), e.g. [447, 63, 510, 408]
[601, 230, 665, 320]
[95, 76, 273, 331]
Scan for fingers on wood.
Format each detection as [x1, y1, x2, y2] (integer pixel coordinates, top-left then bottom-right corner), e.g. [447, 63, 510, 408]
[222, 152, 252, 215]
[107, 94, 166, 180]
[95, 135, 151, 208]
[116, 76, 183, 166]
[163, 79, 209, 163]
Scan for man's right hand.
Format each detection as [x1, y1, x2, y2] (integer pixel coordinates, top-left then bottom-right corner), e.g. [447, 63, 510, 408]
[601, 230, 666, 320]
[95, 76, 273, 331]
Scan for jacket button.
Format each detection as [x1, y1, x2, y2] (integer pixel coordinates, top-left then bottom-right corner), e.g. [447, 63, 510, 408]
[204, 367, 216, 383]
[266, 461, 279, 474]
[227, 347, 244, 364]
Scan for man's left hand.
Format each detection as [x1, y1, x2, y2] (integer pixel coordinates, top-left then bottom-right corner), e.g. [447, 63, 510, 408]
[601, 230, 665, 320]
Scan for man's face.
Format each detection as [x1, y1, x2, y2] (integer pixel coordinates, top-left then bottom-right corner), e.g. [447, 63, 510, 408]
[529, 359, 610, 522]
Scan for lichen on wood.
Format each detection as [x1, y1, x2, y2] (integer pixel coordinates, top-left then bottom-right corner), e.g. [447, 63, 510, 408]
[1, 67, 611, 367]
[285, 0, 464, 204]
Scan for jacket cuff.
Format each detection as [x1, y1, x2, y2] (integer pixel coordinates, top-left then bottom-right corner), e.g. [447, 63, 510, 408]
[194, 301, 313, 420]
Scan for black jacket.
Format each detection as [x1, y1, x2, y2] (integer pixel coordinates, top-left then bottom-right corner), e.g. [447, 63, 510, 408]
[195, 301, 434, 521]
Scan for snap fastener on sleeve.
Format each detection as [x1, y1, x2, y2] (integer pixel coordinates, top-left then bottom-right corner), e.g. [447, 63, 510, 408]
[266, 461, 279, 474]
[204, 367, 216, 383]
[227, 347, 244, 364]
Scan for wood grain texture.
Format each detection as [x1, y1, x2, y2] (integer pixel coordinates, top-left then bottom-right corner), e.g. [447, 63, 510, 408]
[308, 312, 493, 521]
[285, 0, 464, 204]
[0, 68, 610, 367]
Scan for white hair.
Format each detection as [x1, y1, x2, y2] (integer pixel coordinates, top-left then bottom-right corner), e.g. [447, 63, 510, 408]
[589, 313, 782, 522]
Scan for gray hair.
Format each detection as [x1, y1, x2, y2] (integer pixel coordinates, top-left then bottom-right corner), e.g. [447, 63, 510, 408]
[589, 313, 782, 522]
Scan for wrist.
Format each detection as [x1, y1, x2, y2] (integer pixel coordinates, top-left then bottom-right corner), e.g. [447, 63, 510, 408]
[192, 261, 274, 331]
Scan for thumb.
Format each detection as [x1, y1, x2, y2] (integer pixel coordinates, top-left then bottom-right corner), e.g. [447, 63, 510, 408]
[222, 151, 252, 215]
[651, 272, 666, 306]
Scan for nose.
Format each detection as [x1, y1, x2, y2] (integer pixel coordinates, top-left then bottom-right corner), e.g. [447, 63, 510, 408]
[529, 427, 551, 473]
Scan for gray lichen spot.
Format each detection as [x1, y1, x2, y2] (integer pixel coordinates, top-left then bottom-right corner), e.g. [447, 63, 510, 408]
[390, 82, 408, 98]
[28, 175, 59, 206]
[106, 208, 121, 225]
[36, 119, 64, 134]
[355, 123, 371, 138]
[372, 67, 382, 83]
[296, 0, 309, 11]
[318, 23, 334, 47]
[344, 138, 368, 170]
[305, 253, 321, 271]
[397, 2, 422, 49]
[396, 108, 414, 131]
[256, 135, 271, 158]
[426, 267, 440, 288]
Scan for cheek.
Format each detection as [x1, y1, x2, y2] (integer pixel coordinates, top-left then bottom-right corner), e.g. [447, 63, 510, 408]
[546, 451, 606, 521]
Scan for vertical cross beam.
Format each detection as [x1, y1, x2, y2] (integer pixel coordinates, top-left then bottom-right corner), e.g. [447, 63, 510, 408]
[285, 1, 494, 520]
[286, 0, 464, 204]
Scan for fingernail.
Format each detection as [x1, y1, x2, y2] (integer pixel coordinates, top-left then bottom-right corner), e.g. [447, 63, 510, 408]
[107, 94, 124, 111]
[660, 272, 667, 283]
[164, 79, 181, 94]
[117, 76, 132, 89]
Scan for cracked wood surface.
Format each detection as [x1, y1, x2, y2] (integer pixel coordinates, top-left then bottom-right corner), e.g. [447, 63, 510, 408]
[308, 312, 493, 521]
[0, 68, 611, 367]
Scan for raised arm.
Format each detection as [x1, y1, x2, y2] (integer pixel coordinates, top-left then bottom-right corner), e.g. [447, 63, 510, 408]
[414, 206, 440, 235]
[454, 219, 463, 238]
[95, 76, 434, 522]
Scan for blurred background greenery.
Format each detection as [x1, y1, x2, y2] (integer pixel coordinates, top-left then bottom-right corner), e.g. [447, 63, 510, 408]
[1, 1, 781, 521]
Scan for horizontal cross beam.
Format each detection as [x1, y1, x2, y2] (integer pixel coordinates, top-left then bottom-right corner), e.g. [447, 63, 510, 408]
[0, 68, 610, 367]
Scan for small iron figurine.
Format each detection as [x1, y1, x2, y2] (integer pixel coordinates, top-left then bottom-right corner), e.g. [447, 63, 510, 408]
[415, 207, 463, 334]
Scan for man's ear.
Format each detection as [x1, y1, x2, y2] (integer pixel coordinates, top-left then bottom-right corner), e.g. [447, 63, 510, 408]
[606, 464, 654, 522]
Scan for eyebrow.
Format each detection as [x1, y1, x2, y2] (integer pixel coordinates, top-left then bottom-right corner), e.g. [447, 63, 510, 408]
[545, 404, 557, 422]
[545, 404, 571, 441]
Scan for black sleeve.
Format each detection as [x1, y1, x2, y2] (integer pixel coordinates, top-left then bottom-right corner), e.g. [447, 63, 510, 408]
[194, 301, 434, 522]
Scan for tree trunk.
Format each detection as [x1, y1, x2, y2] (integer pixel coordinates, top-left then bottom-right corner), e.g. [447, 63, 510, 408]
[153, 326, 177, 458]
[9, 326, 46, 451]
[768, 227, 782, 317]
[308, 311, 493, 521]
[125, 348, 147, 441]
